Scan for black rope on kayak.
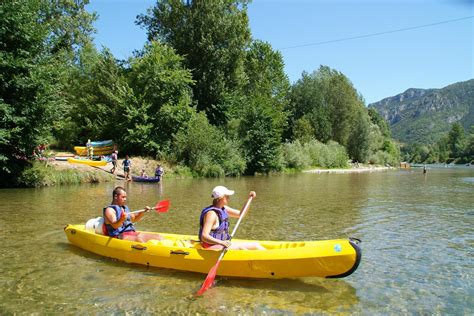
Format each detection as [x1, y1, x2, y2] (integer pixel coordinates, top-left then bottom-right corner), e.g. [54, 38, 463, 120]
[349, 237, 361, 244]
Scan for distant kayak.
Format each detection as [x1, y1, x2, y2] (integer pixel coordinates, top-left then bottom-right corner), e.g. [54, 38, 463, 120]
[132, 176, 161, 183]
[67, 157, 107, 167]
[90, 140, 114, 147]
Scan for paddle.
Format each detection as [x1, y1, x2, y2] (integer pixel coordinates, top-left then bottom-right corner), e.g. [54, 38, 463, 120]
[195, 194, 254, 296]
[129, 200, 170, 214]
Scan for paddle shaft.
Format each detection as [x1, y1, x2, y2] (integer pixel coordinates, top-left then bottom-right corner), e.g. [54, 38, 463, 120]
[229, 195, 254, 240]
[128, 200, 170, 214]
[129, 208, 150, 215]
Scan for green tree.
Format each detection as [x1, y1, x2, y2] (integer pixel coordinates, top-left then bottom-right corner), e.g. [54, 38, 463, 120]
[138, 0, 251, 125]
[448, 122, 466, 159]
[172, 111, 246, 176]
[239, 98, 282, 174]
[368, 108, 391, 138]
[293, 117, 315, 144]
[63, 46, 130, 145]
[323, 67, 362, 147]
[347, 110, 371, 162]
[241, 41, 290, 120]
[287, 70, 332, 142]
[464, 127, 474, 161]
[0, 0, 94, 185]
[126, 42, 195, 155]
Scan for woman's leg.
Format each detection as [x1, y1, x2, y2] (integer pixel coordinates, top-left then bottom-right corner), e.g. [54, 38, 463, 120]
[137, 232, 164, 242]
[231, 241, 266, 250]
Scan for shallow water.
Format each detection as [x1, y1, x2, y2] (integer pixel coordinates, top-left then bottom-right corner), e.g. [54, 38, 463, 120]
[1, 166, 473, 314]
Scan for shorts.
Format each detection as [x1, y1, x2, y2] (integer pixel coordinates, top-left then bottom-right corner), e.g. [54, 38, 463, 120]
[112, 161, 117, 167]
[124, 166, 130, 172]
[119, 231, 138, 239]
[201, 242, 224, 250]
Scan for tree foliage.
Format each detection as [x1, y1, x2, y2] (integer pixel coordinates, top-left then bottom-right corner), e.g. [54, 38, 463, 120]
[138, 0, 251, 125]
[1, 0, 406, 186]
[239, 99, 282, 174]
[0, 0, 95, 185]
[287, 66, 397, 163]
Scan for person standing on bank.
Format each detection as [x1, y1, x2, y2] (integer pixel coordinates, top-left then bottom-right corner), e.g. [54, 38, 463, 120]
[199, 186, 265, 250]
[155, 164, 164, 178]
[122, 155, 131, 181]
[103, 186, 164, 242]
[86, 139, 93, 159]
[110, 150, 118, 174]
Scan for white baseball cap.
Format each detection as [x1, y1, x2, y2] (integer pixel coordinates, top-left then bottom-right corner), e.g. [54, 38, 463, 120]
[211, 186, 235, 199]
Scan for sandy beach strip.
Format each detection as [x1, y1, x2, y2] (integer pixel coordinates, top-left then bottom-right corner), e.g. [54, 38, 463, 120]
[304, 166, 392, 174]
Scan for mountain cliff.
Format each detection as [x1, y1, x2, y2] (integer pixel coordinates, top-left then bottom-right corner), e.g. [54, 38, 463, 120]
[368, 79, 474, 144]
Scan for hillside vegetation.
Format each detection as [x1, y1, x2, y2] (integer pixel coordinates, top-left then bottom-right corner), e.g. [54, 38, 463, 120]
[370, 80, 474, 163]
[369, 79, 474, 144]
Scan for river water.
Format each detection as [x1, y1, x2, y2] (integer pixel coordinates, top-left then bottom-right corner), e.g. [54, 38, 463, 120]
[1, 166, 473, 314]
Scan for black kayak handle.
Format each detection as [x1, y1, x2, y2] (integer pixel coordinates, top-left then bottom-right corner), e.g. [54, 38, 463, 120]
[170, 250, 189, 255]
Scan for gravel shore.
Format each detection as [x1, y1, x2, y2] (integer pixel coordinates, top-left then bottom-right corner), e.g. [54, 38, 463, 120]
[304, 166, 392, 174]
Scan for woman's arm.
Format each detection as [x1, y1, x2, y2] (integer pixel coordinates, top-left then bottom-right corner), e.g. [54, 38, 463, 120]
[226, 191, 256, 218]
[225, 206, 241, 218]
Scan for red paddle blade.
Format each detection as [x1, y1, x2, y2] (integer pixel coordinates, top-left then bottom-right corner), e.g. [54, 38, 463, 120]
[195, 261, 220, 296]
[154, 200, 170, 213]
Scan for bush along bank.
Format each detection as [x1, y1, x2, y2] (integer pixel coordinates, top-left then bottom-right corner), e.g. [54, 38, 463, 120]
[17, 161, 115, 187]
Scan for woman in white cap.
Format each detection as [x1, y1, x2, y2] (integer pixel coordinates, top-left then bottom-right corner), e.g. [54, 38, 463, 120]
[198, 186, 265, 250]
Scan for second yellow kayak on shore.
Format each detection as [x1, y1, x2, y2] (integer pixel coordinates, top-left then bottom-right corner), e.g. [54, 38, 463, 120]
[67, 157, 107, 167]
[64, 224, 361, 279]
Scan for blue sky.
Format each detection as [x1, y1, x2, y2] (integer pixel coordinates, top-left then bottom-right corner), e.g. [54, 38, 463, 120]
[86, 0, 473, 104]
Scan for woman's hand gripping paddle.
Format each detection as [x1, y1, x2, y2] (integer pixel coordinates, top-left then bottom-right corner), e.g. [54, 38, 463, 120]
[195, 194, 254, 296]
[129, 200, 170, 215]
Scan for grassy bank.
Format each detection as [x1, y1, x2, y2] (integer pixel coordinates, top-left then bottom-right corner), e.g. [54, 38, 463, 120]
[18, 161, 115, 187]
[17, 154, 391, 188]
[17, 157, 190, 188]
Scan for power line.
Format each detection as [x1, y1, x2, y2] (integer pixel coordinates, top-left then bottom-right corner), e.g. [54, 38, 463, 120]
[280, 15, 473, 50]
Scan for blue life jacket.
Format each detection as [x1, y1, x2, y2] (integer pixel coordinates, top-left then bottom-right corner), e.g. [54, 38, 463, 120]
[103, 205, 134, 237]
[198, 206, 230, 241]
[155, 167, 163, 177]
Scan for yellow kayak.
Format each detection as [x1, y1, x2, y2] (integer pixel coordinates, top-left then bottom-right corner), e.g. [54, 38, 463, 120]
[74, 146, 114, 156]
[67, 157, 107, 167]
[64, 224, 361, 279]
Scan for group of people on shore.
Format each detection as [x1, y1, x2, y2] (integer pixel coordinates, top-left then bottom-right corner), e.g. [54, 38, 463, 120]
[109, 150, 164, 182]
[101, 185, 264, 250]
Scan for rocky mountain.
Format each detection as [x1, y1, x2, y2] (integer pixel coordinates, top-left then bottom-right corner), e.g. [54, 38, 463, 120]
[368, 79, 474, 144]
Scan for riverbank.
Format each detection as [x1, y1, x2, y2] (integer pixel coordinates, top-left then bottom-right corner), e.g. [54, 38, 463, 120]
[19, 155, 392, 187]
[17, 156, 176, 187]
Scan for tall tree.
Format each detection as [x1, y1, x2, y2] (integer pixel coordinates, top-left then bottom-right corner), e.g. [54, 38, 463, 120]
[137, 0, 251, 125]
[287, 70, 332, 142]
[240, 40, 290, 133]
[368, 108, 391, 138]
[0, 0, 95, 185]
[322, 66, 362, 147]
[63, 45, 129, 145]
[239, 97, 282, 174]
[448, 122, 466, 158]
[347, 110, 371, 162]
[126, 41, 194, 155]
